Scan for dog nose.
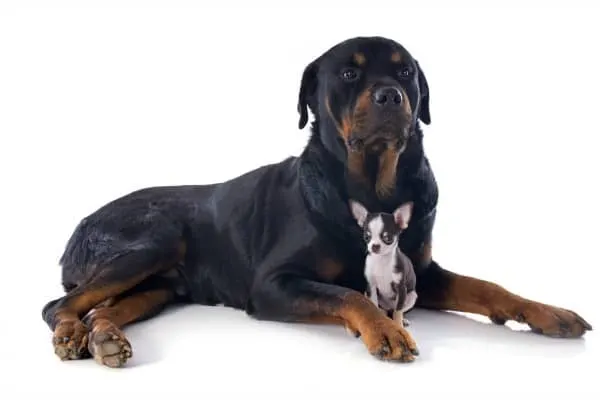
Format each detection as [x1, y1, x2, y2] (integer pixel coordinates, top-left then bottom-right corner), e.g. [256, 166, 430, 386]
[371, 244, 381, 253]
[373, 86, 403, 107]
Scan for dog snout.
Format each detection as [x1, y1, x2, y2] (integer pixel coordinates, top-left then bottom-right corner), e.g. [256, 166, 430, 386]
[370, 243, 381, 254]
[373, 86, 403, 107]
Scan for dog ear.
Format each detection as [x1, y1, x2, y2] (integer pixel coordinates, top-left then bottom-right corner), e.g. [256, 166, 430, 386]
[415, 60, 431, 125]
[349, 200, 368, 228]
[297, 59, 320, 130]
[393, 201, 413, 229]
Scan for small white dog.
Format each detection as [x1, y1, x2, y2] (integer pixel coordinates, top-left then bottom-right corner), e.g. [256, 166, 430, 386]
[349, 199, 418, 328]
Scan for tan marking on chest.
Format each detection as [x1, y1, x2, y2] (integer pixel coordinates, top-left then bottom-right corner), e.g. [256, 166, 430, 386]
[317, 257, 344, 282]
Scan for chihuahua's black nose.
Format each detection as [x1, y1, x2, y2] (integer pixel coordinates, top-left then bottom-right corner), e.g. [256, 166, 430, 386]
[371, 243, 381, 254]
[373, 86, 403, 107]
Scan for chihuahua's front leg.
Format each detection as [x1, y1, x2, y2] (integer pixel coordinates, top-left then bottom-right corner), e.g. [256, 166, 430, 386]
[367, 283, 379, 307]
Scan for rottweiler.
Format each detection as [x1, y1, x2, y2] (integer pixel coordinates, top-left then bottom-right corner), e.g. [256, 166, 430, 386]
[42, 36, 592, 368]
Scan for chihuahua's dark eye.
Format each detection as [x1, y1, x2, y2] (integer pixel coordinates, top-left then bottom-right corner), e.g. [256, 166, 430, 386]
[364, 231, 371, 242]
[341, 67, 360, 82]
[398, 66, 412, 79]
[381, 233, 392, 244]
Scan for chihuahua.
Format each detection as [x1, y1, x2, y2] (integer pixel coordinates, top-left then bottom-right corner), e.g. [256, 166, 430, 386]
[349, 199, 418, 328]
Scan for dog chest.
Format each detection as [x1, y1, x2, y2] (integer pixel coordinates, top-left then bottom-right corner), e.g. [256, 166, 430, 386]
[364, 255, 403, 304]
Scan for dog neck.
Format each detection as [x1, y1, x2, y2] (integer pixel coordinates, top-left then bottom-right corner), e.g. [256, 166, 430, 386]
[298, 121, 425, 242]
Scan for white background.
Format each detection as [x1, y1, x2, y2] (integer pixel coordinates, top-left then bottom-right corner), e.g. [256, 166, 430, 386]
[1, 0, 599, 397]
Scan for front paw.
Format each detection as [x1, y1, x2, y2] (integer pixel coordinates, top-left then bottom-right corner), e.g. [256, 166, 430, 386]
[491, 302, 592, 338]
[358, 314, 419, 362]
[522, 303, 592, 338]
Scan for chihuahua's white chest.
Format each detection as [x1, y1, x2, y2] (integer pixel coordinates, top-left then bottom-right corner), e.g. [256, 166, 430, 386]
[364, 252, 402, 309]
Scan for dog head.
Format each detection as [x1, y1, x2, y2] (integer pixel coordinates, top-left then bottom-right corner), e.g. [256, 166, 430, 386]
[349, 199, 414, 256]
[297, 37, 430, 196]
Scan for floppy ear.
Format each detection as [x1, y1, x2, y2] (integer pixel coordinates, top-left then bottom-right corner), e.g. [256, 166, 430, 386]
[297, 59, 320, 130]
[393, 201, 413, 229]
[415, 60, 431, 125]
[349, 200, 369, 228]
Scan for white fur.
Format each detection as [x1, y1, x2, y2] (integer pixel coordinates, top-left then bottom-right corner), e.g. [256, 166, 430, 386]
[349, 199, 417, 327]
[349, 200, 368, 227]
[392, 202, 413, 229]
[364, 247, 403, 311]
[363, 215, 403, 310]
[402, 290, 418, 313]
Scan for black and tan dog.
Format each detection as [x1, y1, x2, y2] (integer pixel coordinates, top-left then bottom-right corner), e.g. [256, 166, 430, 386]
[42, 36, 592, 367]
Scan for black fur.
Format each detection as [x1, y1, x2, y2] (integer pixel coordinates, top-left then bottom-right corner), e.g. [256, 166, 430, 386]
[42, 35, 436, 335]
[393, 250, 417, 311]
[42, 36, 592, 366]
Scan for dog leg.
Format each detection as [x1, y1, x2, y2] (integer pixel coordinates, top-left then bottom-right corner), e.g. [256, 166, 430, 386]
[416, 261, 593, 338]
[309, 315, 361, 338]
[368, 283, 379, 307]
[42, 251, 176, 361]
[82, 276, 176, 368]
[392, 310, 409, 327]
[248, 275, 419, 362]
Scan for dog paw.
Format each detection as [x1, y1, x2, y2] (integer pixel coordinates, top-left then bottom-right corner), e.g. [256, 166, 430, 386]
[88, 323, 132, 368]
[518, 302, 592, 338]
[359, 315, 419, 362]
[489, 315, 507, 325]
[53, 320, 90, 360]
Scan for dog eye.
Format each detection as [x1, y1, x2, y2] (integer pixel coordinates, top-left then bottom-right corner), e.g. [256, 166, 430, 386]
[397, 66, 413, 79]
[364, 231, 371, 241]
[340, 67, 360, 82]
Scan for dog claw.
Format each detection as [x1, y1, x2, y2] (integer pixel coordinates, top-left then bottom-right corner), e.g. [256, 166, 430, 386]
[377, 343, 391, 358]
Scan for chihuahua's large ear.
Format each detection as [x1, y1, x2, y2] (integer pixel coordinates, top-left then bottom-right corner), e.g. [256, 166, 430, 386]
[393, 201, 413, 229]
[297, 58, 320, 130]
[349, 200, 369, 228]
[415, 60, 431, 125]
